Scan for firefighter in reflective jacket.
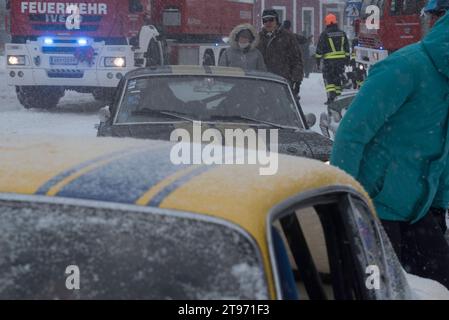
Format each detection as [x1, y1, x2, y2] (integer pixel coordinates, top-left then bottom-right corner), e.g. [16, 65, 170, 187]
[316, 14, 350, 104]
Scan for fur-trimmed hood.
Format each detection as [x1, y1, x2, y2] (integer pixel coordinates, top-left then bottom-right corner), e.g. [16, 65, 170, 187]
[228, 24, 260, 50]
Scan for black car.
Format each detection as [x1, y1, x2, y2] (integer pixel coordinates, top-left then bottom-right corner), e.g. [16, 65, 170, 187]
[98, 66, 332, 161]
[319, 92, 356, 140]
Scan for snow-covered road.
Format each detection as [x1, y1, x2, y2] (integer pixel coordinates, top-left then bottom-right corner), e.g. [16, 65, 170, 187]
[0, 59, 102, 136]
[0, 60, 328, 137]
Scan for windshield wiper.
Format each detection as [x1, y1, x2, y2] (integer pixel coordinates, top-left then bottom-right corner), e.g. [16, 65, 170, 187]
[131, 109, 195, 122]
[160, 110, 196, 122]
[209, 115, 296, 130]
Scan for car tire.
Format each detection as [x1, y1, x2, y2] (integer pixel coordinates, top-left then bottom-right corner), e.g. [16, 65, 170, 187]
[16, 86, 64, 110]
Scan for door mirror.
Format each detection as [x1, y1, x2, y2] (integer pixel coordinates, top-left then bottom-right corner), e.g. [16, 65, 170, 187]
[305, 113, 317, 128]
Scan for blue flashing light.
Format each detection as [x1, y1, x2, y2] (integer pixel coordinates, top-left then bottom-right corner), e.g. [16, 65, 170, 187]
[78, 38, 88, 46]
[44, 38, 54, 45]
[379, 46, 384, 50]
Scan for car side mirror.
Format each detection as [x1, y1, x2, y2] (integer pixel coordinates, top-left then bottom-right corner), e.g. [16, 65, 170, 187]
[99, 106, 111, 123]
[305, 113, 317, 128]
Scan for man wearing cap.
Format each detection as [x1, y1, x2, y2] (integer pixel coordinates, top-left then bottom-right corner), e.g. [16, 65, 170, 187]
[257, 9, 303, 98]
[316, 14, 350, 104]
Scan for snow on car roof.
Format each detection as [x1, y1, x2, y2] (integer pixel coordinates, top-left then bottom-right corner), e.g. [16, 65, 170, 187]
[0, 135, 375, 300]
[0, 135, 371, 232]
[124, 65, 288, 83]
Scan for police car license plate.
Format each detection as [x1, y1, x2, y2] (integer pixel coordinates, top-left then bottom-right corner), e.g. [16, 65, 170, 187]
[50, 56, 79, 65]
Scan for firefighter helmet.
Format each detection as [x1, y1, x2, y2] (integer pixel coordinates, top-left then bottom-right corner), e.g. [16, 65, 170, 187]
[424, 0, 449, 13]
[325, 14, 337, 26]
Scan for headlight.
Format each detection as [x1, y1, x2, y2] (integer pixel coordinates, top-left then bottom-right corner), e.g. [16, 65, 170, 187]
[359, 64, 365, 71]
[77, 38, 88, 46]
[7, 55, 26, 66]
[44, 37, 54, 45]
[104, 57, 126, 67]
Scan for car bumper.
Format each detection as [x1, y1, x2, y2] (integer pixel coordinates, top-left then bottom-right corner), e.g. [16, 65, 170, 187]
[6, 67, 132, 87]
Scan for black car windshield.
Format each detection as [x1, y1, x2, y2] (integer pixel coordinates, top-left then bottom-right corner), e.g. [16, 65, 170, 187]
[114, 75, 303, 129]
[0, 199, 268, 300]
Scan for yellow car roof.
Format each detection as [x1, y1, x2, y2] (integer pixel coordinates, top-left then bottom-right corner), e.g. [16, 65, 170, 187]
[0, 136, 373, 298]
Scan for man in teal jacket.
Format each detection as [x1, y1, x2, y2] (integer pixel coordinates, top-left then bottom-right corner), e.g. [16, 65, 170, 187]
[331, 6, 449, 288]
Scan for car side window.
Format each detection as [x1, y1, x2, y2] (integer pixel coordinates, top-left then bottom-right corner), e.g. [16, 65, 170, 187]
[390, 0, 424, 16]
[271, 192, 396, 300]
[271, 226, 299, 300]
[346, 195, 411, 299]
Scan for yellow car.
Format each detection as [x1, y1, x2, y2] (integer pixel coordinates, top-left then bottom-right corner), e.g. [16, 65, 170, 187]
[0, 136, 412, 300]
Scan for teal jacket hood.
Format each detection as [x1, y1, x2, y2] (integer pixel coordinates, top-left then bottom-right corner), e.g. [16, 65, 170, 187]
[422, 11, 449, 79]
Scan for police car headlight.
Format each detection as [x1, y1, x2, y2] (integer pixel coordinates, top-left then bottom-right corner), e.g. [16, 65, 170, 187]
[104, 57, 126, 68]
[7, 55, 26, 66]
[359, 64, 365, 71]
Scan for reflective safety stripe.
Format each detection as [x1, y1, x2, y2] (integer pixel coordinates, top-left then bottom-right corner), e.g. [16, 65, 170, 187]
[315, 53, 323, 58]
[324, 53, 346, 59]
[325, 84, 343, 93]
[328, 37, 337, 53]
[324, 36, 348, 60]
[325, 84, 337, 93]
[335, 85, 342, 94]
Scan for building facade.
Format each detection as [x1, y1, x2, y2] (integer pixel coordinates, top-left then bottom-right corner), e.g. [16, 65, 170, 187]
[254, 0, 353, 43]
[254, 0, 321, 41]
[321, 0, 354, 38]
[0, 0, 10, 54]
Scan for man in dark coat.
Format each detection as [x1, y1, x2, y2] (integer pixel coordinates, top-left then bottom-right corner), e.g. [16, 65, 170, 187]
[282, 20, 313, 78]
[257, 9, 303, 97]
[316, 14, 350, 104]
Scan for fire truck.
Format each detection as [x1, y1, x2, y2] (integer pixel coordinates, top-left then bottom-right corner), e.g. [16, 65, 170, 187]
[4, 0, 253, 109]
[353, 0, 430, 70]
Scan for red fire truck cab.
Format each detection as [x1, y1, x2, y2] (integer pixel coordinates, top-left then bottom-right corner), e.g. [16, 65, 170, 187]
[5, 0, 253, 109]
[151, 0, 254, 66]
[354, 0, 429, 68]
